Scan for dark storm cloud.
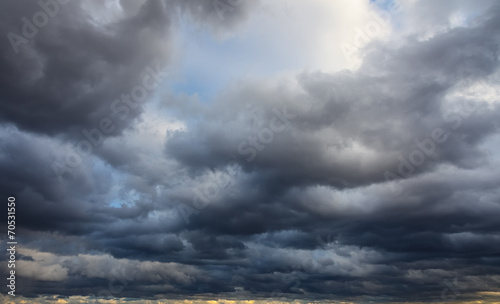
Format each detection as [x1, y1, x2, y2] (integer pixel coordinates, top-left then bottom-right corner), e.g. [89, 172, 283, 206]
[1, 0, 500, 303]
[0, 0, 257, 139]
[159, 2, 500, 300]
[0, 0, 173, 137]
[165, 6, 500, 190]
[0, 0, 260, 232]
[0, 0, 262, 298]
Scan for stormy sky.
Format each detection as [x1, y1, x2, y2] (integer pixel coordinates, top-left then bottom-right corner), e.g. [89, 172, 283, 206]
[1, 0, 500, 303]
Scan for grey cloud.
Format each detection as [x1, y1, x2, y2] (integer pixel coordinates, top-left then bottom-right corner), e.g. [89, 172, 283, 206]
[1, 0, 500, 302]
[0, 0, 172, 138]
[162, 6, 500, 191]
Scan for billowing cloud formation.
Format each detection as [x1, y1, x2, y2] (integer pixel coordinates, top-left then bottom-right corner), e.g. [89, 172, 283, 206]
[1, 0, 500, 303]
[0, 0, 172, 137]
